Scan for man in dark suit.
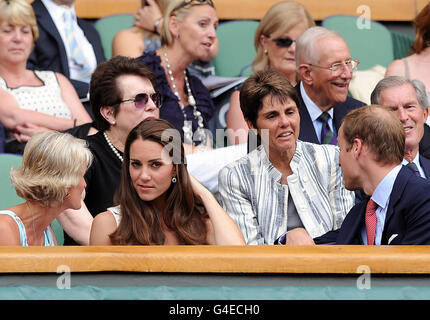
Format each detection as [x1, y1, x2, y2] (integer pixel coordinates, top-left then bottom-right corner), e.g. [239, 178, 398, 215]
[27, 0, 105, 118]
[335, 105, 430, 245]
[371, 76, 430, 176]
[295, 27, 364, 144]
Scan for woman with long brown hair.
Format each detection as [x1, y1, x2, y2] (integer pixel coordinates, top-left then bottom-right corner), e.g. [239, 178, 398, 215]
[89, 118, 244, 245]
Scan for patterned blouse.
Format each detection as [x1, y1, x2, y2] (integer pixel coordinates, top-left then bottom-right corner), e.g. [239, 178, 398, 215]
[218, 140, 355, 245]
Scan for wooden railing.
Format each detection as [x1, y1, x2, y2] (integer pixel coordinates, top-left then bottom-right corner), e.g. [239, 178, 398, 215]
[1, 245, 430, 274]
[27, 0, 427, 21]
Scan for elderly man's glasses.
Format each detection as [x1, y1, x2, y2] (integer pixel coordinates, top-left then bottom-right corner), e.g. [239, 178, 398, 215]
[119, 93, 162, 109]
[272, 36, 296, 48]
[173, 0, 214, 11]
[308, 59, 360, 74]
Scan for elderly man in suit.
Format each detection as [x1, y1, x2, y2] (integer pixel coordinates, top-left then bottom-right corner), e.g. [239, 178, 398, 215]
[335, 105, 430, 245]
[27, 0, 105, 117]
[371, 76, 430, 177]
[295, 26, 365, 145]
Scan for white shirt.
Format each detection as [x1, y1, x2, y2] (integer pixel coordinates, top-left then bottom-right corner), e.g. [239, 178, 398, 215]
[41, 0, 97, 82]
[300, 82, 336, 143]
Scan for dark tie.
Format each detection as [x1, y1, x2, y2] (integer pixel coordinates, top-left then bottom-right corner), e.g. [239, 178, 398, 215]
[318, 112, 337, 145]
[406, 162, 420, 177]
[365, 199, 378, 245]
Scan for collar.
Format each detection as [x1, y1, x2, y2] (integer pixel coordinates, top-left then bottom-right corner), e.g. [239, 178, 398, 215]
[401, 152, 420, 166]
[371, 164, 402, 210]
[42, 0, 76, 21]
[300, 82, 334, 122]
[250, 141, 303, 183]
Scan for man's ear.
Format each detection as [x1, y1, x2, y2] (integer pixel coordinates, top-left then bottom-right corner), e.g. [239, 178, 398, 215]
[297, 64, 312, 85]
[100, 106, 116, 125]
[352, 138, 363, 159]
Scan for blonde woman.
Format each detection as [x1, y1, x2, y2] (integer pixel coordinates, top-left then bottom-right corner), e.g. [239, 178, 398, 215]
[0, 0, 92, 154]
[137, 0, 218, 147]
[0, 131, 92, 246]
[226, 1, 315, 145]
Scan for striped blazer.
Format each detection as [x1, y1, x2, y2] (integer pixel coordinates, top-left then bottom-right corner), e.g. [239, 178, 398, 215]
[218, 140, 355, 245]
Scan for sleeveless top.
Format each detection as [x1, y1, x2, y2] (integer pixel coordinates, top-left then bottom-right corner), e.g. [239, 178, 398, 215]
[107, 205, 122, 227]
[0, 70, 72, 119]
[0, 210, 55, 246]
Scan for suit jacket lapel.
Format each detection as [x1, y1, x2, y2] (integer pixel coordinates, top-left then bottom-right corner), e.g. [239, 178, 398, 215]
[33, 0, 70, 76]
[419, 155, 430, 178]
[384, 166, 411, 225]
[296, 83, 319, 144]
[333, 101, 348, 134]
[337, 198, 368, 244]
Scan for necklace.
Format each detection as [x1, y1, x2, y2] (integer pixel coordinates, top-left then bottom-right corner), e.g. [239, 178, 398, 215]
[162, 47, 207, 145]
[104, 132, 123, 162]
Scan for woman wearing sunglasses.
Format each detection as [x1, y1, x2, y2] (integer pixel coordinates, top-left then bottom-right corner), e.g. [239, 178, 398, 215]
[137, 0, 218, 149]
[90, 118, 245, 246]
[226, 1, 315, 145]
[59, 56, 162, 245]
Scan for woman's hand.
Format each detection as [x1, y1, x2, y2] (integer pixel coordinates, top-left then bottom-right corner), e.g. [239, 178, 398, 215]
[14, 123, 49, 142]
[134, 0, 162, 32]
[285, 228, 315, 245]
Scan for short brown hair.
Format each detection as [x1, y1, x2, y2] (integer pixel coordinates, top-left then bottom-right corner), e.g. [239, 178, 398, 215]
[341, 105, 405, 165]
[89, 56, 157, 131]
[239, 69, 300, 128]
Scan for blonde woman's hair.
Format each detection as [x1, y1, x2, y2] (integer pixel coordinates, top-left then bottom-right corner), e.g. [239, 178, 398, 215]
[0, 0, 39, 41]
[10, 131, 93, 207]
[160, 0, 215, 46]
[252, 1, 315, 73]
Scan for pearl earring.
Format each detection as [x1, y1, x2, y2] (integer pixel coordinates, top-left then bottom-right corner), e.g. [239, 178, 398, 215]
[111, 120, 116, 125]
[264, 49, 268, 54]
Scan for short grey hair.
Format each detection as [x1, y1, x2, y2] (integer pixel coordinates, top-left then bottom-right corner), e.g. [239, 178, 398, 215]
[370, 76, 429, 110]
[295, 26, 340, 66]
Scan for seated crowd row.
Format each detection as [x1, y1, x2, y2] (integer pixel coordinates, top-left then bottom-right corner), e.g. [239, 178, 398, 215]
[0, 0, 430, 246]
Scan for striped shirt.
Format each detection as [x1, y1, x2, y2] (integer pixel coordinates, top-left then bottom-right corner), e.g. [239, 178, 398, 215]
[218, 140, 355, 245]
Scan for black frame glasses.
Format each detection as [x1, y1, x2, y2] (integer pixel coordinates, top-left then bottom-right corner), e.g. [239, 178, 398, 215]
[173, 0, 214, 11]
[118, 93, 162, 109]
[272, 36, 296, 48]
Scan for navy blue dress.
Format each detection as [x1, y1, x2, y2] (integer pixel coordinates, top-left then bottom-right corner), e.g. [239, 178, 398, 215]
[138, 51, 215, 142]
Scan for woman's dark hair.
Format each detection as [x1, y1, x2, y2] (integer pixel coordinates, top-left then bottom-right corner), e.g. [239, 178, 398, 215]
[239, 69, 300, 129]
[89, 56, 157, 131]
[110, 118, 209, 245]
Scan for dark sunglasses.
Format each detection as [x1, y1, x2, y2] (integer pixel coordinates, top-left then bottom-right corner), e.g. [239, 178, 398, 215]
[273, 37, 296, 48]
[119, 92, 162, 109]
[173, 0, 214, 11]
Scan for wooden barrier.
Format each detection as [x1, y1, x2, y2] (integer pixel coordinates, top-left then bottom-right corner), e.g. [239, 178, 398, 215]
[26, 0, 427, 21]
[1, 245, 430, 274]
